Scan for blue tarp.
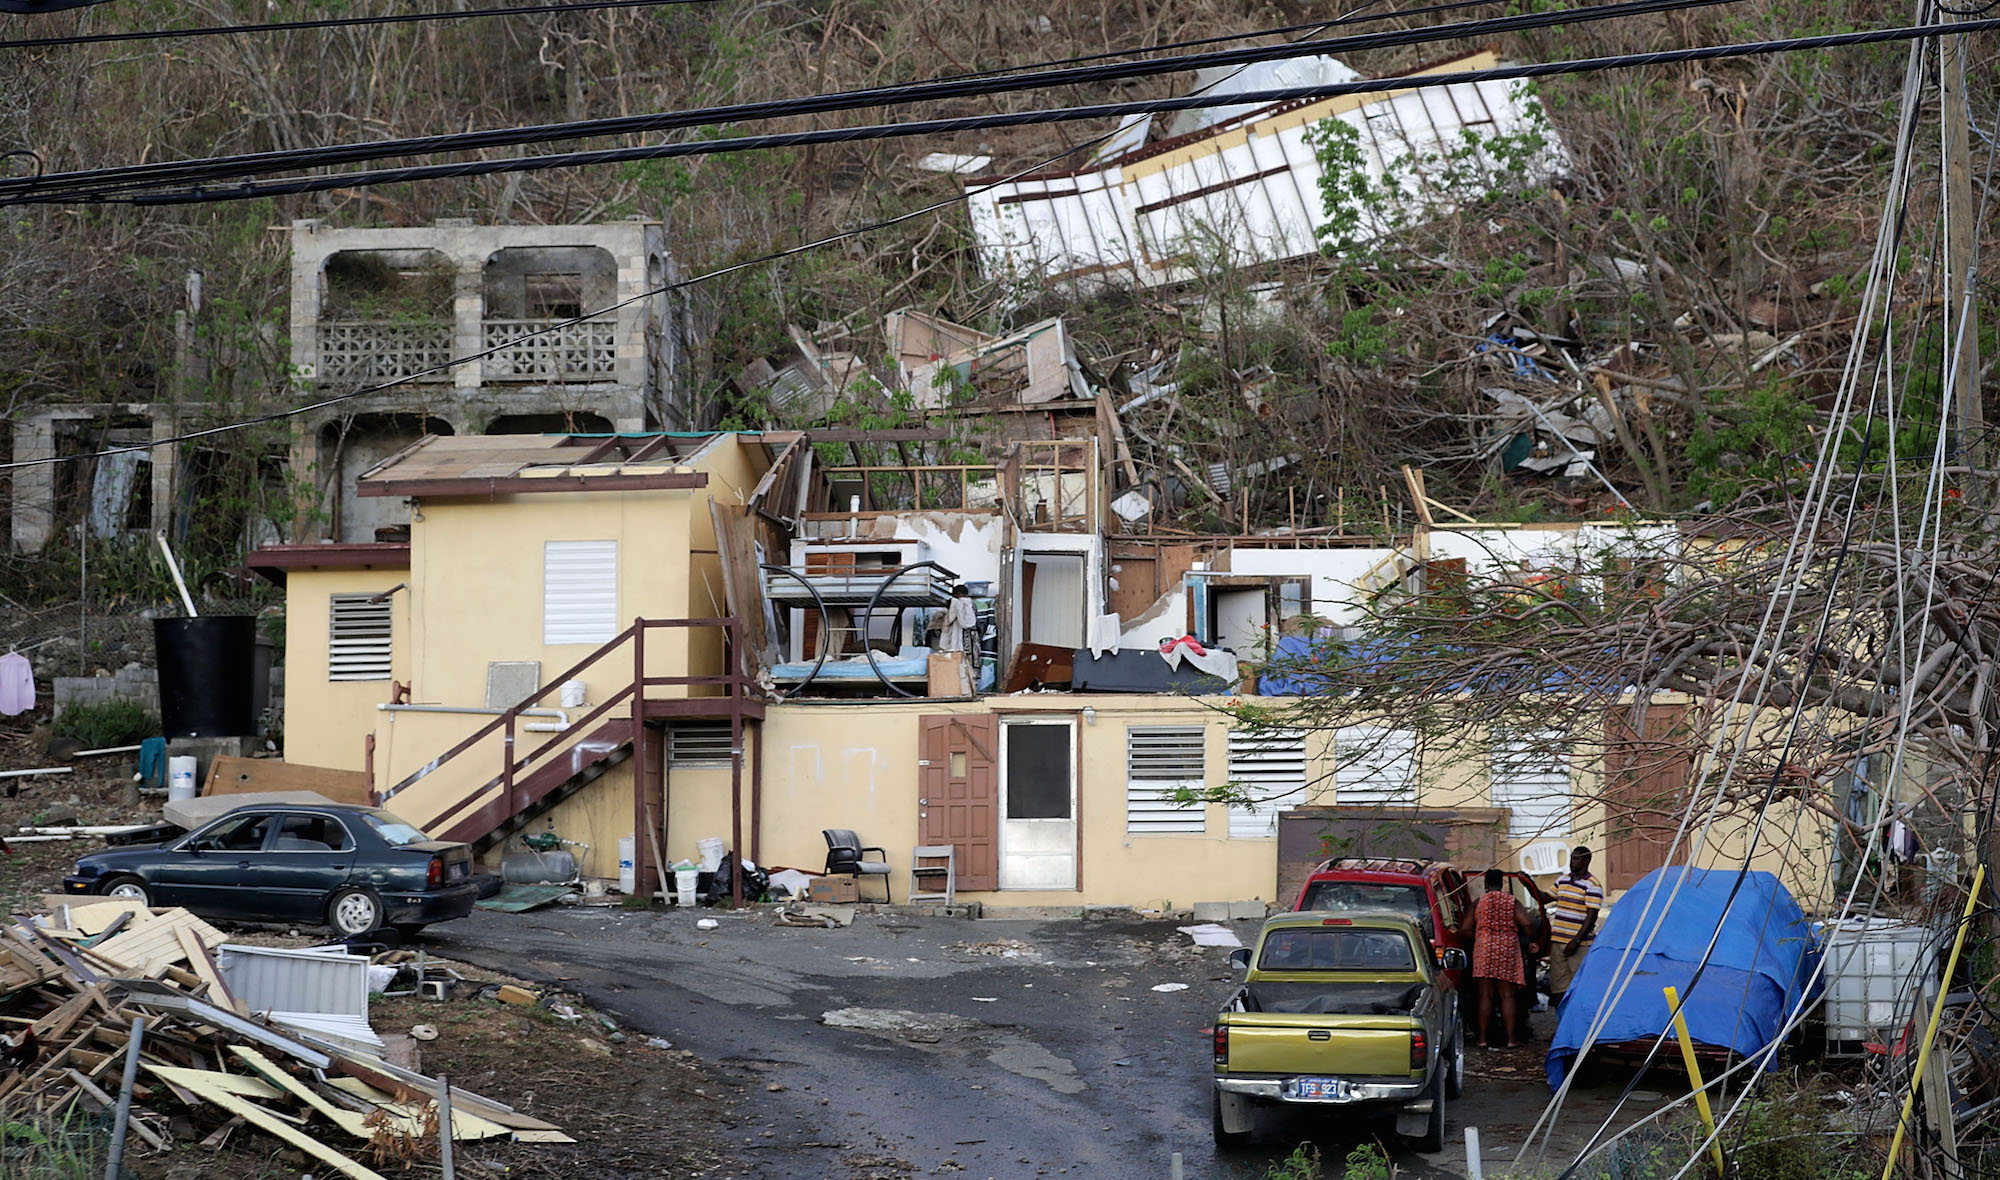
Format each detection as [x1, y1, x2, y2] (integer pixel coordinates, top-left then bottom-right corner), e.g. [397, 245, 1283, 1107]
[1545, 866, 1822, 1088]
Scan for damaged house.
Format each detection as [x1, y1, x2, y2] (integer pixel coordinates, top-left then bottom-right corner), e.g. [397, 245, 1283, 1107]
[257, 426, 1823, 911]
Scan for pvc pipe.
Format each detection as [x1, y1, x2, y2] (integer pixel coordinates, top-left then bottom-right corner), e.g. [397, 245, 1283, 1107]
[71, 745, 143, 758]
[103, 1015, 145, 1180]
[154, 531, 199, 617]
[0, 766, 72, 779]
[377, 703, 570, 731]
[1465, 1127, 1483, 1180]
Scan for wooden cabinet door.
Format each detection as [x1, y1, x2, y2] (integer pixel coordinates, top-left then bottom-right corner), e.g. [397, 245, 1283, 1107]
[920, 714, 998, 891]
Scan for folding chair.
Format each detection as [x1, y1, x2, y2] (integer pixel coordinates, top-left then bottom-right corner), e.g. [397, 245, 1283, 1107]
[909, 845, 956, 906]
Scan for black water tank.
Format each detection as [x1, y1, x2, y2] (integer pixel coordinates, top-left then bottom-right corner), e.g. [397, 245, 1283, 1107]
[153, 616, 259, 737]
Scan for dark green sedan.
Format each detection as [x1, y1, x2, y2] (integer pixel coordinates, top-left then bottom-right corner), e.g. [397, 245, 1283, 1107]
[63, 803, 477, 937]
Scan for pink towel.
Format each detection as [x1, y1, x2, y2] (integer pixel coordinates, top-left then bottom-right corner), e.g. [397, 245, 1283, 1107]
[0, 652, 32, 716]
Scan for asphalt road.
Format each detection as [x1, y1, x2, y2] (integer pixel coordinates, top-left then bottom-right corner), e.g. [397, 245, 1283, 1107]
[427, 907, 1638, 1180]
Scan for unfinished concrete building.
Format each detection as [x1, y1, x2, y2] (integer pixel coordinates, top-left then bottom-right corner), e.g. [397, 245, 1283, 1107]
[289, 218, 693, 542]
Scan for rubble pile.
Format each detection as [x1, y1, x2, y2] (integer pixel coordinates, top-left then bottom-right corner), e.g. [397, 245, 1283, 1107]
[0, 896, 569, 1176]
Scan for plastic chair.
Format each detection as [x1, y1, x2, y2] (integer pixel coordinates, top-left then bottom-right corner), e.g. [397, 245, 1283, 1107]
[909, 845, 956, 905]
[1518, 840, 1570, 877]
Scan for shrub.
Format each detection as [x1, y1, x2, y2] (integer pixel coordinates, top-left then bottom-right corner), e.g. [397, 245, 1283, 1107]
[53, 699, 158, 748]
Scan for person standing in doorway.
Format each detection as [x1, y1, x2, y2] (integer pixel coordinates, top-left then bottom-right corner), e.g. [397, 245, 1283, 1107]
[1462, 868, 1532, 1049]
[1547, 846, 1603, 1009]
[939, 585, 980, 695]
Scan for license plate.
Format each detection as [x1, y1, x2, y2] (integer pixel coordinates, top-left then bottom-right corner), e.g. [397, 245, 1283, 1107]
[1293, 1077, 1350, 1101]
[450, 862, 468, 881]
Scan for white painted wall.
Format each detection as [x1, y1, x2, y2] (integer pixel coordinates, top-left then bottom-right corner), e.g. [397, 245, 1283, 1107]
[1223, 547, 1405, 626]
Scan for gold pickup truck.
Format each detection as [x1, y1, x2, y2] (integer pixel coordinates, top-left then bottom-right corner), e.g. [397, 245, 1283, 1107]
[1212, 912, 1466, 1151]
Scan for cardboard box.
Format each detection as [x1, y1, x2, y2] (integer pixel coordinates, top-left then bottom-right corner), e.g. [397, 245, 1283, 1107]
[927, 650, 966, 697]
[808, 874, 860, 904]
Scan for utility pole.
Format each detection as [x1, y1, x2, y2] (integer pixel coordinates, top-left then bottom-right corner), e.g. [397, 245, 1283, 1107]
[1941, 19, 1984, 500]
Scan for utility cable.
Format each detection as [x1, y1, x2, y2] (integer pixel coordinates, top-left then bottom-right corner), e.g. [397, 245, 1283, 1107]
[31, 13, 1999, 208]
[0, 0, 723, 51]
[0, 0, 1747, 200]
[0, 0, 1389, 470]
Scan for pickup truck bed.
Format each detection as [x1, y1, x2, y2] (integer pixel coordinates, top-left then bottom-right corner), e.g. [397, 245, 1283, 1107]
[1241, 981, 1429, 1016]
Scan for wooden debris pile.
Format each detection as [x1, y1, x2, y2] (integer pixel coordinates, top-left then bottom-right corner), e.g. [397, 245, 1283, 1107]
[1, 897, 570, 1177]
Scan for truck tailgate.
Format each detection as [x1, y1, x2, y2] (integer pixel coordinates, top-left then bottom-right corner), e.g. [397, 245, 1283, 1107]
[1226, 1015, 1418, 1078]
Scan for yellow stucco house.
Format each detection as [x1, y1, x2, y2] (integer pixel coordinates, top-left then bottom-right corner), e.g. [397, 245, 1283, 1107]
[254, 432, 1841, 912]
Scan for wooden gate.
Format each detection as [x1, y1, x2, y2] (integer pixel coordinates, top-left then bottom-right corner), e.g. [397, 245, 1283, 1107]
[919, 714, 999, 891]
[1603, 704, 1692, 889]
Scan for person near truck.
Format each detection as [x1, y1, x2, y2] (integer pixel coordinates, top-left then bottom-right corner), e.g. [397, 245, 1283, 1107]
[1547, 846, 1603, 1007]
[1462, 868, 1533, 1049]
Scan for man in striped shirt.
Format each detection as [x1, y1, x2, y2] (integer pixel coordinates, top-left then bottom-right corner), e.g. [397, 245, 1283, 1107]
[1547, 846, 1603, 1004]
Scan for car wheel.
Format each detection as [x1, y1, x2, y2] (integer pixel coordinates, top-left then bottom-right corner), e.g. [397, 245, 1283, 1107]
[1212, 1089, 1252, 1149]
[1413, 1067, 1447, 1153]
[100, 875, 149, 906]
[327, 887, 383, 936]
[1446, 1020, 1465, 1099]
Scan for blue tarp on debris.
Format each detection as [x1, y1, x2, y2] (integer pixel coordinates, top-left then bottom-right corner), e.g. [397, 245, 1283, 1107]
[1546, 866, 1822, 1088]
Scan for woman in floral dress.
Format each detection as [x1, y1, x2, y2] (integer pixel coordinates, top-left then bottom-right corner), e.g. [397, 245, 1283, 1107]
[1462, 868, 1533, 1049]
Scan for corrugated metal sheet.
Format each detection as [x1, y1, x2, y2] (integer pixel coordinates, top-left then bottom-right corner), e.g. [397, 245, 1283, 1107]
[543, 539, 618, 645]
[964, 51, 1567, 295]
[1334, 726, 1416, 806]
[1126, 725, 1206, 834]
[328, 593, 393, 681]
[1227, 727, 1308, 839]
[1490, 730, 1572, 839]
[216, 943, 369, 1020]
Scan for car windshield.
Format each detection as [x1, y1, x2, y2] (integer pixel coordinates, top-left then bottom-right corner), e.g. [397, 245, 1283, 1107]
[1300, 880, 1428, 920]
[358, 810, 431, 847]
[1259, 928, 1417, 971]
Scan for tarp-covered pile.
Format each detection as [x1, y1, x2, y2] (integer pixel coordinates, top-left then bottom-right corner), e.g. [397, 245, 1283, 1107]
[1546, 867, 1822, 1087]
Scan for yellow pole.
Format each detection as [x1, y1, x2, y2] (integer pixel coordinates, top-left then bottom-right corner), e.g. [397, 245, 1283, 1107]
[1880, 863, 1986, 1180]
[1663, 984, 1726, 1177]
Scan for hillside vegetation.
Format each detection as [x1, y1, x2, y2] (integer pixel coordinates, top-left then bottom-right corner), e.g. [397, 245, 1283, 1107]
[0, 0, 1993, 568]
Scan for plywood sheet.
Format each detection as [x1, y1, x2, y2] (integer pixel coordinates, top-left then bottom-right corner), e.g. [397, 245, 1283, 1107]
[204, 757, 372, 806]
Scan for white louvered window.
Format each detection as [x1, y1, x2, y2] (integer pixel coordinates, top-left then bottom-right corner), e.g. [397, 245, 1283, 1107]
[1491, 730, 1573, 839]
[1127, 725, 1207, 834]
[1227, 728, 1308, 839]
[328, 593, 392, 682]
[543, 540, 618, 645]
[669, 722, 735, 767]
[1334, 726, 1417, 806]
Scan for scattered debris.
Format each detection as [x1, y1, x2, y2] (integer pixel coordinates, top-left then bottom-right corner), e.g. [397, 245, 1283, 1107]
[0, 898, 572, 1175]
[821, 1008, 982, 1036]
[776, 903, 856, 929]
[1149, 983, 1190, 993]
[1176, 923, 1244, 949]
[949, 938, 1037, 958]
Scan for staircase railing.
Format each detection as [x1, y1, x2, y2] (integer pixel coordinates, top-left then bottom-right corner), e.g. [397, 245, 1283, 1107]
[378, 617, 744, 840]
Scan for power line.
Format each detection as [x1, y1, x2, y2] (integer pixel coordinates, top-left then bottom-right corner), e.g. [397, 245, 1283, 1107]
[40, 14, 1997, 208]
[0, 0, 724, 51]
[1, 1, 1398, 472]
[0, 0, 1744, 201]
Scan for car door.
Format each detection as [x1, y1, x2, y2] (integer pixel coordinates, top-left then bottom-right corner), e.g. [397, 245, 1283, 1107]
[163, 812, 282, 919]
[263, 812, 360, 922]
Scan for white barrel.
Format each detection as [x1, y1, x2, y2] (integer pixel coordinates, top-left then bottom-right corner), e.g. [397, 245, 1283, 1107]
[696, 837, 726, 872]
[167, 756, 199, 802]
[617, 836, 636, 895]
[560, 679, 587, 708]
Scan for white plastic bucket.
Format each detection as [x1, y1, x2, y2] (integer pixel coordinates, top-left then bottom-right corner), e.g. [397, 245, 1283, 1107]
[617, 836, 636, 895]
[696, 837, 726, 872]
[167, 756, 199, 802]
[560, 679, 587, 708]
[675, 868, 698, 907]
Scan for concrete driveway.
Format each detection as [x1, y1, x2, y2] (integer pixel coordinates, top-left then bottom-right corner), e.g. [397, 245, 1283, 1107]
[427, 907, 1642, 1179]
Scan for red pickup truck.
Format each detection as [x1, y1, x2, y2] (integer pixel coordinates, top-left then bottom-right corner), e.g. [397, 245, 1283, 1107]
[1291, 857, 1553, 1035]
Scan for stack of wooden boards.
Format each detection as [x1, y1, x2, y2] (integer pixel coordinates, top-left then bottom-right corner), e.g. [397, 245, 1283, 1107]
[2, 897, 570, 1178]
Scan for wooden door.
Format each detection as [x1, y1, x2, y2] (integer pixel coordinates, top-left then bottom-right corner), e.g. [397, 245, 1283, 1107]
[920, 714, 999, 891]
[1603, 704, 1691, 889]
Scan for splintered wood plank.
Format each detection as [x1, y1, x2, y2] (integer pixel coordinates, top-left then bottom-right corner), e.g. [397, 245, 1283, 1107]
[145, 1067, 388, 1180]
[92, 910, 222, 976]
[145, 1064, 287, 1102]
[314, 1070, 513, 1140]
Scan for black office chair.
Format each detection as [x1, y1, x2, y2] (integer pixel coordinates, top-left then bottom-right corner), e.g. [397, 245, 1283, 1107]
[822, 828, 893, 903]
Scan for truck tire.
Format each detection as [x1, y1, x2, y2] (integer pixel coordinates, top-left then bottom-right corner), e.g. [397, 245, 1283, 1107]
[1414, 1069, 1446, 1153]
[1212, 1089, 1252, 1149]
[1445, 1019, 1465, 1099]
